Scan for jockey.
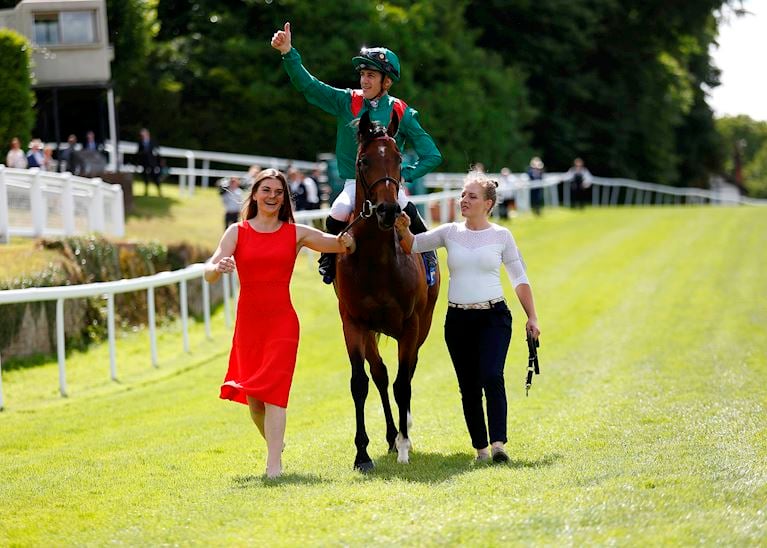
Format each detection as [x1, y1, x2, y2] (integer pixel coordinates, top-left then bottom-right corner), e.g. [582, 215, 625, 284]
[271, 22, 442, 284]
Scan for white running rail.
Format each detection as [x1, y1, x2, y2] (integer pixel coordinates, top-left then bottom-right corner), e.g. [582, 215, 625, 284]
[0, 165, 125, 244]
[0, 263, 239, 410]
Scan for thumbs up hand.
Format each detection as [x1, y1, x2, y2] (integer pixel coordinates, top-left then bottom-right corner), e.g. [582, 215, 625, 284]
[271, 22, 292, 54]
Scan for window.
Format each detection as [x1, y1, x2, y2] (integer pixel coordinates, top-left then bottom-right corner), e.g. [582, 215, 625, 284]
[33, 11, 97, 46]
[33, 13, 58, 45]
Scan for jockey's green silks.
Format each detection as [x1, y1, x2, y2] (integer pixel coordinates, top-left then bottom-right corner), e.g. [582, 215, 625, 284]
[281, 48, 442, 181]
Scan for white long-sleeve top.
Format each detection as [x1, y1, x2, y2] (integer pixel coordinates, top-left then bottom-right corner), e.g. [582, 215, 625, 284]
[411, 222, 529, 304]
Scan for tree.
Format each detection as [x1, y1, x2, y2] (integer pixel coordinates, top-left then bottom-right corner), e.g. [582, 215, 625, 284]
[466, 0, 731, 184]
[124, 0, 533, 169]
[0, 29, 35, 155]
[744, 142, 767, 198]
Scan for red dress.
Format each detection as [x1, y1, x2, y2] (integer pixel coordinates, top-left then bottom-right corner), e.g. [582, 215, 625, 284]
[220, 221, 299, 408]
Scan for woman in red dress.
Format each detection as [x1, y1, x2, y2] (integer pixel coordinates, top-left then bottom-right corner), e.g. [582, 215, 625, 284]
[205, 168, 355, 478]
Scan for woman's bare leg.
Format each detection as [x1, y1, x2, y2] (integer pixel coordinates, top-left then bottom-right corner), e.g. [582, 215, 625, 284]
[246, 396, 266, 439]
[264, 403, 287, 478]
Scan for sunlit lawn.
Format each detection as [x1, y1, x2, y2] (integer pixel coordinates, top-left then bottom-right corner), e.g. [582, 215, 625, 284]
[1, 206, 766, 545]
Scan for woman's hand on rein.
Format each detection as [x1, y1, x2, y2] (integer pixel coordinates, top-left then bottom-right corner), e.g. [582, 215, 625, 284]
[337, 232, 356, 253]
[216, 256, 236, 273]
[395, 212, 411, 234]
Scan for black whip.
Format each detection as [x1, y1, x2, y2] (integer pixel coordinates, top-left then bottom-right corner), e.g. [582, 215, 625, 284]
[525, 332, 540, 396]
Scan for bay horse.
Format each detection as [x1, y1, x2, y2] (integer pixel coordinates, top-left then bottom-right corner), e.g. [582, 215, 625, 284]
[334, 110, 440, 471]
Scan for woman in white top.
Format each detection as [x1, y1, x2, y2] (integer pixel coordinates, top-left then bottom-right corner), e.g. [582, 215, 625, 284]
[395, 169, 540, 463]
[5, 137, 27, 169]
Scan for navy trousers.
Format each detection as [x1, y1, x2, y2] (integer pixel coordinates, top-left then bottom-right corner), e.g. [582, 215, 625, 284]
[444, 301, 512, 449]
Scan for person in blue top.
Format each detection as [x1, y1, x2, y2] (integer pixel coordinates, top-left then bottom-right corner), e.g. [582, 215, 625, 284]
[271, 22, 442, 283]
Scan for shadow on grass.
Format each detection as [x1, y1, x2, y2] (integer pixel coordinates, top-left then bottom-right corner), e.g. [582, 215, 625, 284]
[231, 473, 330, 488]
[129, 194, 180, 219]
[0, 352, 56, 372]
[358, 451, 562, 483]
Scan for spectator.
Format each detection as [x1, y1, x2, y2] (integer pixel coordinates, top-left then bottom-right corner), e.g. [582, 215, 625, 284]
[221, 177, 243, 229]
[59, 134, 79, 173]
[302, 171, 320, 210]
[498, 167, 517, 220]
[564, 157, 593, 209]
[84, 131, 100, 152]
[136, 128, 162, 196]
[42, 145, 54, 171]
[288, 167, 309, 211]
[527, 156, 545, 216]
[6, 137, 27, 168]
[26, 139, 45, 169]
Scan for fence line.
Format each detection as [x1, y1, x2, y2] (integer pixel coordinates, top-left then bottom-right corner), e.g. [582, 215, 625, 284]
[0, 165, 125, 244]
[0, 263, 239, 410]
[108, 141, 322, 195]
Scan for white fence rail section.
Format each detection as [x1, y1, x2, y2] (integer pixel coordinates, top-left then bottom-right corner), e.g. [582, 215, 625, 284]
[422, 172, 767, 209]
[0, 165, 125, 244]
[0, 263, 240, 411]
[108, 141, 322, 196]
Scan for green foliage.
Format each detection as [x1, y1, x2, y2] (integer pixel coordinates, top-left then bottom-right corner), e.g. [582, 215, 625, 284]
[716, 115, 767, 195]
[466, 0, 730, 184]
[0, 29, 35, 154]
[744, 142, 767, 197]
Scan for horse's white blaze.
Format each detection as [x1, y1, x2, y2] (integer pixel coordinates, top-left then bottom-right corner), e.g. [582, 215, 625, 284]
[395, 432, 411, 464]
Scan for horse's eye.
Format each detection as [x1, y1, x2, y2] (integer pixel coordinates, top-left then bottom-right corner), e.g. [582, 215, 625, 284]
[359, 157, 369, 167]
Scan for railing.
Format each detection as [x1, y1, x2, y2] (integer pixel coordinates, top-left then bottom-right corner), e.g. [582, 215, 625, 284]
[0, 263, 239, 410]
[108, 141, 322, 196]
[0, 165, 125, 244]
[422, 172, 766, 209]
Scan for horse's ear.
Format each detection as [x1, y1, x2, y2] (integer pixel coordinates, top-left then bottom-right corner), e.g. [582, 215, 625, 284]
[387, 112, 400, 138]
[359, 110, 372, 140]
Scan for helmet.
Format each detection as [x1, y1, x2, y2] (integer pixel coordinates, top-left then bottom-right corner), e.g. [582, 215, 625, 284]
[352, 47, 401, 82]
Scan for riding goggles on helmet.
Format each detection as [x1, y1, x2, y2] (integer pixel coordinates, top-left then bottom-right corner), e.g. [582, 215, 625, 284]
[353, 47, 401, 82]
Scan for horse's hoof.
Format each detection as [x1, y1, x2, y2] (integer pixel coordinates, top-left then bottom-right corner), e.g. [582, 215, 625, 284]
[395, 433, 412, 464]
[354, 460, 375, 473]
[388, 444, 397, 454]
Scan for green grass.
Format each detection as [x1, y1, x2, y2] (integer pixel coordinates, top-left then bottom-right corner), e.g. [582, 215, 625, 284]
[123, 182, 225, 250]
[1, 206, 766, 545]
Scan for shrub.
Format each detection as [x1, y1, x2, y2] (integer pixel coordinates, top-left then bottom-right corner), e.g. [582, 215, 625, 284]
[0, 29, 35, 156]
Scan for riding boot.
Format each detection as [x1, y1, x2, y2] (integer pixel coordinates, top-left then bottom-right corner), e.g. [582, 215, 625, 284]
[403, 202, 438, 285]
[318, 216, 347, 284]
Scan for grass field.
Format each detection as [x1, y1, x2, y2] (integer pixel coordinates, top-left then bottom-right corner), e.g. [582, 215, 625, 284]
[1, 205, 766, 545]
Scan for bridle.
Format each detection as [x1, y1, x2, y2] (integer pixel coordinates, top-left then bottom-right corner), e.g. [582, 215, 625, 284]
[340, 136, 401, 235]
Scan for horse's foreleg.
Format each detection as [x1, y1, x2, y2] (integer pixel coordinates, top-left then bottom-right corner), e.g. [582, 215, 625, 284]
[366, 333, 398, 453]
[393, 319, 420, 464]
[343, 320, 374, 472]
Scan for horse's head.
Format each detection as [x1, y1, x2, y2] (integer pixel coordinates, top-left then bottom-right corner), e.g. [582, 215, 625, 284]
[356, 110, 402, 230]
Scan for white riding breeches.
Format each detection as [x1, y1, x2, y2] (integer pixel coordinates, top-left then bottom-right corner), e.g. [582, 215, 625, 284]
[330, 179, 409, 220]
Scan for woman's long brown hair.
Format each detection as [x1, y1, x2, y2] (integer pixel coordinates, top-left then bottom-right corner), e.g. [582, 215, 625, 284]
[241, 168, 295, 223]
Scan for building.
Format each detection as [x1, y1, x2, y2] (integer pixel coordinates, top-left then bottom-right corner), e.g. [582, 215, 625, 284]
[0, 0, 118, 169]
